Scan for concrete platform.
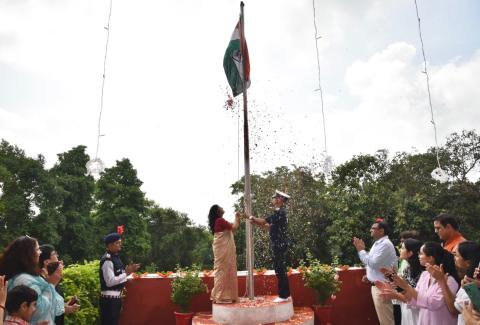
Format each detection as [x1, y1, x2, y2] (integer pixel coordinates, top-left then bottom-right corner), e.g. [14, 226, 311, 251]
[192, 306, 313, 325]
[192, 297, 313, 325]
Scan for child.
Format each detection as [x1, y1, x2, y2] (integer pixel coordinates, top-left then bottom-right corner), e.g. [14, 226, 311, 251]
[4, 285, 39, 325]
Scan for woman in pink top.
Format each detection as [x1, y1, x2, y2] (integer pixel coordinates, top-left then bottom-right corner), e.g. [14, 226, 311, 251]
[391, 242, 460, 325]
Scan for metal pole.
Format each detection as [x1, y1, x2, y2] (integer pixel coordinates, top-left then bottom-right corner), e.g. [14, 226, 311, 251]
[239, 1, 254, 300]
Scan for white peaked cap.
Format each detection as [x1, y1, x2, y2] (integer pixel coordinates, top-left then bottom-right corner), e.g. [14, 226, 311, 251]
[272, 190, 290, 199]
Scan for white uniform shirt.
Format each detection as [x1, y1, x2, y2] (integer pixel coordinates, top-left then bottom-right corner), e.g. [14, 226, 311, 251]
[358, 235, 398, 282]
[101, 259, 127, 296]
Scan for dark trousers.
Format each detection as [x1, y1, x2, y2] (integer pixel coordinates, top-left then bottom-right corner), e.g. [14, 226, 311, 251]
[394, 304, 401, 325]
[100, 296, 122, 325]
[272, 248, 290, 298]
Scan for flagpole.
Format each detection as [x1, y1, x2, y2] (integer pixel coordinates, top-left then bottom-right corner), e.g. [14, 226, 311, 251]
[240, 1, 254, 300]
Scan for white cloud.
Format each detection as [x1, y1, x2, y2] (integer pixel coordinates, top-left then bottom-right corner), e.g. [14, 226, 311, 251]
[346, 42, 417, 99]
[337, 43, 480, 163]
[430, 50, 480, 132]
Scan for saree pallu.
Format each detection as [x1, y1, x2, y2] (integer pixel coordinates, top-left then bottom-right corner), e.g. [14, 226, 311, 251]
[211, 230, 238, 303]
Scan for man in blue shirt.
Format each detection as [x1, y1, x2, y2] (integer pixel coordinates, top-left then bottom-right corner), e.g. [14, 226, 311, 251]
[248, 190, 290, 302]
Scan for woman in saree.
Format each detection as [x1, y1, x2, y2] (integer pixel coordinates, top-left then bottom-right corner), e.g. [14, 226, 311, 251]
[208, 205, 241, 304]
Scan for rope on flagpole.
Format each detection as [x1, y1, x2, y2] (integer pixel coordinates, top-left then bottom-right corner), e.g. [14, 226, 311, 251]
[413, 0, 448, 183]
[238, 105, 241, 181]
[312, 0, 327, 156]
[414, 0, 441, 168]
[96, 0, 113, 159]
[312, 0, 332, 176]
[87, 0, 114, 179]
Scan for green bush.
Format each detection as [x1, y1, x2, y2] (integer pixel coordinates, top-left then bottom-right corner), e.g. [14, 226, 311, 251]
[62, 260, 100, 325]
[144, 262, 158, 273]
[300, 252, 341, 306]
[170, 265, 207, 313]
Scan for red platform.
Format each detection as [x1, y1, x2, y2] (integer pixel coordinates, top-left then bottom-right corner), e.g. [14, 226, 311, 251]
[119, 268, 379, 325]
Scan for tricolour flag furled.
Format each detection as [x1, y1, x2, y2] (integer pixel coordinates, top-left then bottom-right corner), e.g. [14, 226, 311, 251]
[223, 22, 250, 97]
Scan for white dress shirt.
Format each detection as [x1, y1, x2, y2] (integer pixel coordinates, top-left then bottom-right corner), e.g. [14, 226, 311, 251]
[358, 235, 398, 282]
[101, 260, 127, 296]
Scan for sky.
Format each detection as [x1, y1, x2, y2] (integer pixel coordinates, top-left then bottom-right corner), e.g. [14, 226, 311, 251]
[0, 0, 479, 226]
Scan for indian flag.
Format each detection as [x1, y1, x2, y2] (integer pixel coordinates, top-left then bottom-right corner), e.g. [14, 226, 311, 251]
[223, 22, 250, 97]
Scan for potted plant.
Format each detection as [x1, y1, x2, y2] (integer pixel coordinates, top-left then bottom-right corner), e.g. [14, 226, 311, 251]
[300, 253, 342, 325]
[170, 265, 208, 325]
[254, 267, 267, 275]
[157, 271, 173, 278]
[202, 269, 213, 277]
[287, 267, 294, 277]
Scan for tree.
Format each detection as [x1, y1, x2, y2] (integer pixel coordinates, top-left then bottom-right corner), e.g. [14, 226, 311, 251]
[232, 166, 330, 269]
[231, 130, 480, 267]
[442, 130, 480, 182]
[146, 205, 213, 270]
[0, 140, 62, 248]
[95, 159, 151, 263]
[2, 129, 479, 268]
[50, 145, 96, 263]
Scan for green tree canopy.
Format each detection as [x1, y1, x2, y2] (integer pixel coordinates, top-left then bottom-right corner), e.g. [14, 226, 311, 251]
[232, 130, 480, 267]
[50, 145, 96, 263]
[94, 158, 151, 263]
[146, 204, 213, 270]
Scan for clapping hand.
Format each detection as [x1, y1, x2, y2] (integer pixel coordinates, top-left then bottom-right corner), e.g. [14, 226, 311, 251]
[426, 263, 448, 283]
[462, 275, 480, 288]
[352, 237, 365, 252]
[48, 261, 64, 286]
[387, 273, 416, 301]
[125, 263, 141, 275]
[376, 280, 402, 301]
[374, 280, 391, 291]
[380, 267, 396, 280]
[389, 272, 409, 291]
[379, 287, 402, 301]
[375, 280, 408, 302]
[463, 302, 480, 325]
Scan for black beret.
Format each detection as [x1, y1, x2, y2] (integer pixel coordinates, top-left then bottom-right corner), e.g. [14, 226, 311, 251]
[104, 233, 121, 245]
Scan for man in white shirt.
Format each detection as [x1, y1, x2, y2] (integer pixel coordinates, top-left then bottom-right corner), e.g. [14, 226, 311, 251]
[99, 233, 140, 325]
[353, 219, 397, 325]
